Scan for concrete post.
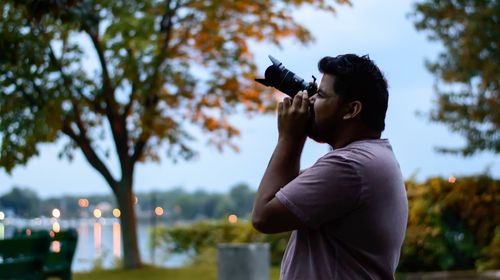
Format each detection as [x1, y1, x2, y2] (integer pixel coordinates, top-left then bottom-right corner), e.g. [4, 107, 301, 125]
[217, 243, 270, 280]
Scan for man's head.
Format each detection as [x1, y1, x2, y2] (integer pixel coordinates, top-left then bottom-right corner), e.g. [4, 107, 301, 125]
[307, 54, 389, 145]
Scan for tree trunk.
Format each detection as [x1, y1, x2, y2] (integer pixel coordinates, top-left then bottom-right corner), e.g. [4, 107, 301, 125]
[116, 184, 142, 269]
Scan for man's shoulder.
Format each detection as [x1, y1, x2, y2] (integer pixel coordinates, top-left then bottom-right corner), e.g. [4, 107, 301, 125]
[328, 139, 393, 160]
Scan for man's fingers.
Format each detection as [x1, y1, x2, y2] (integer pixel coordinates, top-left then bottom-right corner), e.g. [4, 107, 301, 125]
[292, 92, 303, 108]
[283, 93, 309, 114]
[283, 97, 292, 110]
[301, 92, 309, 112]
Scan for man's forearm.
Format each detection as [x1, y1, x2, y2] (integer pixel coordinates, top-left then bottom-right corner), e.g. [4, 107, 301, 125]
[253, 138, 305, 218]
[252, 91, 310, 232]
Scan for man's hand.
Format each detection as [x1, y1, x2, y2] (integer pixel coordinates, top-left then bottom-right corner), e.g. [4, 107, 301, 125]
[278, 91, 310, 143]
[252, 91, 309, 234]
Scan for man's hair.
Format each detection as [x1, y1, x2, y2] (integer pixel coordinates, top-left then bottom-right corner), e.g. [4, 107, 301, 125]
[318, 54, 389, 132]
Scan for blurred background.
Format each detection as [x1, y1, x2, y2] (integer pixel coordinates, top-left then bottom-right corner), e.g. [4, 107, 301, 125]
[0, 0, 498, 278]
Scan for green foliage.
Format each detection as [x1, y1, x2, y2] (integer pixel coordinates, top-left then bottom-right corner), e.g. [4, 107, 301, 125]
[0, 186, 41, 217]
[74, 265, 282, 280]
[412, 0, 500, 155]
[399, 175, 500, 272]
[92, 249, 110, 271]
[0, 0, 350, 267]
[151, 175, 499, 272]
[74, 266, 219, 280]
[0, 0, 350, 174]
[92, 249, 123, 271]
[477, 226, 500, 271]
[152, 220, 290, 266]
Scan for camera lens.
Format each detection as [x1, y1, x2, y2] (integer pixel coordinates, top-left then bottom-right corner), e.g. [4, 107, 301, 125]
[255, 55, 317, 98]
[264, 65, 306, 97]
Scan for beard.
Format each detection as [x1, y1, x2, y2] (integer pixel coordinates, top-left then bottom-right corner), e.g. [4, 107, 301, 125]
[307, 105, 327, 143]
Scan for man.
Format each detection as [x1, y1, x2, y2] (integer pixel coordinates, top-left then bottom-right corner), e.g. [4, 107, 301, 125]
[252, 54, 408, 279]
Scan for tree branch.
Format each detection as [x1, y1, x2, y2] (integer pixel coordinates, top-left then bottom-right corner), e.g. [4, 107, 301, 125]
[129, 0, 183, 167]
[34, 27, 119, 192]
[132, 135, 148, 163]
[83, 28, 133, 176]
[47, 44, 105, 114]
[70, 99, 88, 135]
[123, 47, 139, 117]
[87, 32, 114, 100]
[46, 42, 127, 191]
[61, 120, 118, 194]
[153, 0, 180, 82]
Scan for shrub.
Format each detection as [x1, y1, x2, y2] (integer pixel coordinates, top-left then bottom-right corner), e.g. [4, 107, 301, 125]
[151, 175, 500, 272]
[398, 175, 499, 272]
[151, 219, 290, 266]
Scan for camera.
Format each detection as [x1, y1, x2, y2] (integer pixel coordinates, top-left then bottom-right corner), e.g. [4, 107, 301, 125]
[255, 55, 318, 97]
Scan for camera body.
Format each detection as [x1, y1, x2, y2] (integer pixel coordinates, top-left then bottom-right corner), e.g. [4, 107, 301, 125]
[255, 55, 318, 97]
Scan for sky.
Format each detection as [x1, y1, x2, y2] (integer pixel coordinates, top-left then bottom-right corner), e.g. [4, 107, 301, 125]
[1, 0, 498, 198]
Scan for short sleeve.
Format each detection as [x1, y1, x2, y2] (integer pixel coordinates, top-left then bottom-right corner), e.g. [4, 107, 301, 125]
[276, 153, 362, 229]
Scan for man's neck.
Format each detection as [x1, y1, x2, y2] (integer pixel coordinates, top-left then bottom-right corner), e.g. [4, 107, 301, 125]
[328, 125, 381, 150]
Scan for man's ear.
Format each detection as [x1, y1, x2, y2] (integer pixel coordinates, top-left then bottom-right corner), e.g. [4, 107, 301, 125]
[342, 101, 362, 120]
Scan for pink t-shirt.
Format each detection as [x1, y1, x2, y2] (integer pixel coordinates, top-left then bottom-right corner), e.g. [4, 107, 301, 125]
[276, 139, 408, 280]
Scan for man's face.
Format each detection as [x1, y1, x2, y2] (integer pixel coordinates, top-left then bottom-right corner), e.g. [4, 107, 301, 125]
[307, 74, 345, 143]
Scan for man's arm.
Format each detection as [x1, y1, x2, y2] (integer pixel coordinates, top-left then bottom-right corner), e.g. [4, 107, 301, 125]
[252, 92, 309, 234]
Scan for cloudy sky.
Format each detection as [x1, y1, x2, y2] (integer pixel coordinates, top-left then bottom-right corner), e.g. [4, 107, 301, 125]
[1, 0, 498, 197]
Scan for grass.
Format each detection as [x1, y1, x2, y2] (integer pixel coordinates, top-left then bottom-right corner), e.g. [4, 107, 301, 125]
[73, 265, 281, 280]
[72, 267, 491, 280]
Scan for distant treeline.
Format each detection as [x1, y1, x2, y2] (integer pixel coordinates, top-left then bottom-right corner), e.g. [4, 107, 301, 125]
[0, 183, 256, 220]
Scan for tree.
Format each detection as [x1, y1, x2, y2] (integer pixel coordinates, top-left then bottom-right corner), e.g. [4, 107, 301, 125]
[412, 0, 500, 155]
[0, 186, 41, 218]
[228, 183, 255, 217]
[0, 0, 350, 268]
[399, 175, 499, 271]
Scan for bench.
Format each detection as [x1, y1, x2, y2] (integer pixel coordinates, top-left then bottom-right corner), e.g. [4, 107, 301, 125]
[9, 228, 79, 280]
[43, 229, 78, 280]
[0, 231, 51, 279]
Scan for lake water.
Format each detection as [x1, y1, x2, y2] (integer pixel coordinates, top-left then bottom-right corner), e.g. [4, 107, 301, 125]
[0, 218, 189, 272]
